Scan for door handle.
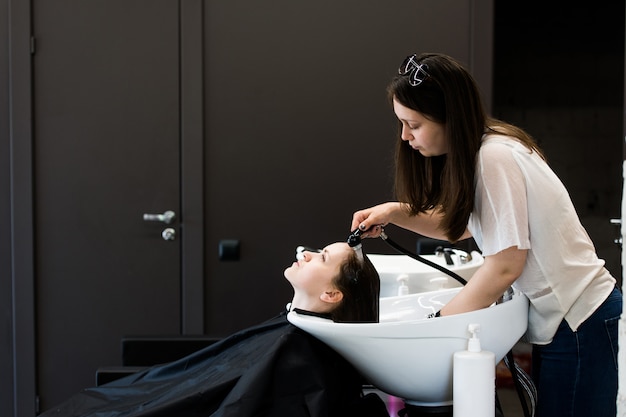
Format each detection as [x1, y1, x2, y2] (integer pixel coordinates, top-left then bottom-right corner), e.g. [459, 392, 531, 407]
[143, 210, 176, 224]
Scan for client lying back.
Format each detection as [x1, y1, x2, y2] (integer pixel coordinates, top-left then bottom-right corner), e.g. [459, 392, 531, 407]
[41, 241, 387, 417]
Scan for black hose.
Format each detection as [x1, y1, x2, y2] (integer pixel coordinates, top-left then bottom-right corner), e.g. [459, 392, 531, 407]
[379, 232, 468, 286]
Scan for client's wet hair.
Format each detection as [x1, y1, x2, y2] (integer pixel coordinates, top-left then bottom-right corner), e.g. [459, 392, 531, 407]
[331, 251, 380, 323]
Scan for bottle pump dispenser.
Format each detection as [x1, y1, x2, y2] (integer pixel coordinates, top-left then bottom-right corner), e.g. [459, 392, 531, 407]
[453, 323, 495, 417]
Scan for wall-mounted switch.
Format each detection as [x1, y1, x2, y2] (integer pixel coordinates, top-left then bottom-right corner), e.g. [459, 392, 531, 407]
[219, 239, 240, 261]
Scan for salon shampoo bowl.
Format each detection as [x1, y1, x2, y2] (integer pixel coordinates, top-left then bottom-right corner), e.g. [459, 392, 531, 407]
[288, 287, 528, 406]
[368, 252, 484, 297]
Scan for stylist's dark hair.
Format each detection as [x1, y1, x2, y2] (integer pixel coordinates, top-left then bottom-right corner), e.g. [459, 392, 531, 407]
[331, 251, 380, 323]
[388, 53, 543, 242]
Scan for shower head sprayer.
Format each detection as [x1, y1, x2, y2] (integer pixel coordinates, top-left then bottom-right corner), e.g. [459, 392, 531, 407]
[347, 229, 365, 262]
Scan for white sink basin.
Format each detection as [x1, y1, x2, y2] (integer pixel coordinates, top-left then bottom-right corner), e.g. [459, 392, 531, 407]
[368, 252, 484, 297]
[288, 287, 528, 406]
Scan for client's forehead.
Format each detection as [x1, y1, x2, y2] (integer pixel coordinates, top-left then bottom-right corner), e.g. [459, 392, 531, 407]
[323, 242, 351, 258]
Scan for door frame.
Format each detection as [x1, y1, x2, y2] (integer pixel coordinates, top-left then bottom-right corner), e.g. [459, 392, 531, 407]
[8, 0, 205, 415]
[9, 0, 36, 414]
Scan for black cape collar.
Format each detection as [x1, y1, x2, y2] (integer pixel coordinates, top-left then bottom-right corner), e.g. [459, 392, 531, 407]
[291, 307, 333, 320]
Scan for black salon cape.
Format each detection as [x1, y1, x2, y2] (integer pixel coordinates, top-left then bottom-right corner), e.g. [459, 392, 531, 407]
[41, 312, 389, 417]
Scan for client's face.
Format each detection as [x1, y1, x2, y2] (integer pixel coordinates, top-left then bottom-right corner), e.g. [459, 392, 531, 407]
[284, 242, 352, 295]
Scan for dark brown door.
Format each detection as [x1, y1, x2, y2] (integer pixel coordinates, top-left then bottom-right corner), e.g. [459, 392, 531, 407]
[33, 0, 181, 410]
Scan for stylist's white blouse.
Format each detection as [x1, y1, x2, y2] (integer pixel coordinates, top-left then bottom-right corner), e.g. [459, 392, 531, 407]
[467, 134, 616, 344]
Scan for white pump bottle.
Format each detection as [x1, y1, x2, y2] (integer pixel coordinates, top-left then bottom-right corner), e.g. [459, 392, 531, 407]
[453, 323, 495, 417]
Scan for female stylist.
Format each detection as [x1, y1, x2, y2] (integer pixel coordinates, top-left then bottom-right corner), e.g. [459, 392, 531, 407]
[352, 52, 621, 417]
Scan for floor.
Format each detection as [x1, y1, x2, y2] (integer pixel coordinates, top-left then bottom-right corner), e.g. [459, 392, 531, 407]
[498, 387, 527, 417]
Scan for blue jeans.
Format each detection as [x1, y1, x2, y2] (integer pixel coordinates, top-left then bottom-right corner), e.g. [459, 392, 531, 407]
[532, 287, 622, 417]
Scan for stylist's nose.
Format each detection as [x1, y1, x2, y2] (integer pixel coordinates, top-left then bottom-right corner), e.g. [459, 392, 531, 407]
[400, 124, 412, 141]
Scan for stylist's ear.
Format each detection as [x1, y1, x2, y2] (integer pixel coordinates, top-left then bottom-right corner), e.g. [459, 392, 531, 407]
[320, 290, 343, 304]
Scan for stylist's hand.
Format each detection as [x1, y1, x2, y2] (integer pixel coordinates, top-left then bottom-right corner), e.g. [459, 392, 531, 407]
[351, 202, 404, 238]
